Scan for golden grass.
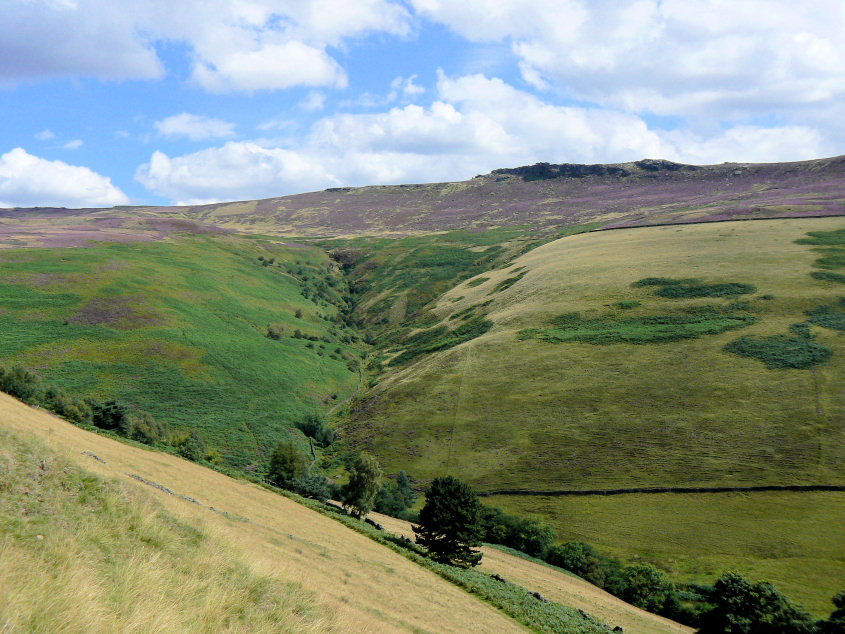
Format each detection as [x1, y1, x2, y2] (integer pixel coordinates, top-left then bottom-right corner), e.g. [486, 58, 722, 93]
[0, 392, 526, 633]
[369, 511, 693, 634]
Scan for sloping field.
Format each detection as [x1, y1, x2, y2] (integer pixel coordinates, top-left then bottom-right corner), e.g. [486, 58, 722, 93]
[370, 511, 693, 634]
[0, 234, 360, 469]
[341, 217, 845, 612]
[345, 217, 845, 490]
[0, 391, 531, 633]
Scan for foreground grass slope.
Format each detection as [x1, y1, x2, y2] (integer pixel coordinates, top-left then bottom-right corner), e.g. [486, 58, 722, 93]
[341, 217, 845, 612]
[0, 392, 537, 633]
[0, 234, 361, 469]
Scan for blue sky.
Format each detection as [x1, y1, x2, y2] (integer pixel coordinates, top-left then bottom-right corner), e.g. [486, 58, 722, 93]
[2, 0, 844, 208]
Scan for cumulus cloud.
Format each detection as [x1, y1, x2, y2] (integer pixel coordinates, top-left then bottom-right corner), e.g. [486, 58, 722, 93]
[154, 113, 236, 141]
[0, 0, 410, 91]
[412, 0, 845, 120]
[0, 148, 129, 208]
[299, 91, 326, 112]
[137, 70, 831, 204]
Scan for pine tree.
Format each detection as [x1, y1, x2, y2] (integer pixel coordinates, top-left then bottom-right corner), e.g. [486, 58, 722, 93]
[414, 476, 483, 567]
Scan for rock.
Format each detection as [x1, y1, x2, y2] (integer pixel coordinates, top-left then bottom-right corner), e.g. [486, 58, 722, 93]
[491, 573, 507, 583]
[613, 627, 624, 633]
[364, 518, 383, 530]
[531, 591, 549, 603]
[81, 450, 106, 464]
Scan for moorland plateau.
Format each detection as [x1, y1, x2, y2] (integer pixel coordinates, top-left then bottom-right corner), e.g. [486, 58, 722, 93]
[2, 155, 844, 618]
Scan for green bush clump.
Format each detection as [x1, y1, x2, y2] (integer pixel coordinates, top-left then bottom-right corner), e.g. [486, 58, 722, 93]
[524, 309, 756, 345]
[631, 277, 698, 287]
[466, 277, 489, 288]
[488, 271, 527, 295]
[725, 335, 833, 369]
[392, 317, 493, 365]
[811, 271, 845, 284]
[0, 366, 43, 404]
[789, 322, 813, 338]
[796, 229, 845, 246]
[656, 282, 757, 298]
[814, 250, 845, 270]
[295, 413, 335, 447]
[806, 305, 845, 331]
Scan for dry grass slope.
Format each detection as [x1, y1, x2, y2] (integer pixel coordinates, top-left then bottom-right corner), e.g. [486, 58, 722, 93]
[0, 392, 527, 633]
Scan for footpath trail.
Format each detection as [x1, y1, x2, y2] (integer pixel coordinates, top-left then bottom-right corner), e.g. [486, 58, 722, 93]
[370, 511, 695, 634]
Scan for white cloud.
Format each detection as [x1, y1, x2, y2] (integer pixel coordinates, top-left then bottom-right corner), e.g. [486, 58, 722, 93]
[154, 113, 236, 141]
[388, 75, 426, 102]
[62, 139, 83, 150]
[137, 71, 830, 204]
[299, 91, 326, 112]
[35, 129, 56, 141]
[412, 0, 845, 120]
[0, 148, 129, 208]
[0, 0, 411, 92]
[135, 143, 336, 205]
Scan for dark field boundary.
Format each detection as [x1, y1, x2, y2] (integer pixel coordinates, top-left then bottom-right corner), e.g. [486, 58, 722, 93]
[478, 484, 845, 498]
[593, 210, 845, 233]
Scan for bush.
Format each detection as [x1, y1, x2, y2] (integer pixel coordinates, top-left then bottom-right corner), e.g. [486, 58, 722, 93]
[480, 506, 557, 559]
[267, 440, 308, 488]
[698, 572, 817, 634]
[266, 324, 284, 340]
[175, 431, 206, 461]
[619, 563, 677, 614]
[725, 335, 833, 369]
[374, 470, 416, 517]
[129, 412, 168, 445]
[295, 413, 335, 447]
[614, 300, 641, 309]
[806, 305, 845, 331]
[290, 474, 332, 502]
[0, 366, 43, 404]
[415, 476, 483, 567]
[88, 399, 133, 435]
[811, 271, 845, 284]
[656, 282, 757, 298]
[45, 388, 92, 425]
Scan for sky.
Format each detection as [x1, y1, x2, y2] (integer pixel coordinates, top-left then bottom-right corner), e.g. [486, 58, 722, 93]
[1, 0, 845, 208]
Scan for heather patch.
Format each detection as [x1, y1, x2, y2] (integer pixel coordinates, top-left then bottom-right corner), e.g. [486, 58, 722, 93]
[725, 335, 832, 369]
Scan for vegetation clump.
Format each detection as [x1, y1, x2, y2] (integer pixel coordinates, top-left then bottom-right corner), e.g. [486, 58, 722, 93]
[614, 300, 641, 310]
[521, 308, 756, 345]
[488, 271, 527, 295]
[466, 276, 489, 288]
[806, 304, 845, 331]
[725, 335, 833, 369]
[655, 282, 757, 299]
[374, 470, 417, 520]
[392, 317, 493, 365]
[811, 271, 845, 284]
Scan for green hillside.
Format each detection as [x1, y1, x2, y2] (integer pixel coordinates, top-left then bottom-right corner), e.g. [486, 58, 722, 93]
[338, 217, 845, 612]
[0, 234, 362, 469]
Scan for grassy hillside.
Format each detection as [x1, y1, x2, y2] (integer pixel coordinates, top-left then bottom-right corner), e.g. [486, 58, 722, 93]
[0, 391, 620, 633]
[0, 234, 361, 469]
[340, 217, 845, 612]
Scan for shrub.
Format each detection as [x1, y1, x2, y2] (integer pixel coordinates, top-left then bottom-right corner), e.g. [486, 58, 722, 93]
[45, 389, 92, 425]
[619, 563, 677, 614]
[698, 572, 817, 634]
[175, 431, 206, 461]
[129, 412, 168, 445]
[266, 324, 284, 340]
[267, 440, 308, 488]
[811, 271, 845, 284]
[88, 399, 133, 435]
[655, 282, 757, 298]
[290, 474, 332, 502]
[295, 413, 335, 447]
[374, 470, 416, 517]
[725, 335, 833, 369]
[0, 366, 43, 404]
[415, 476, 483, 567]
[806, 305, 845, 331]
[631, 277, 697, 287]
[466, 276, 489, 287]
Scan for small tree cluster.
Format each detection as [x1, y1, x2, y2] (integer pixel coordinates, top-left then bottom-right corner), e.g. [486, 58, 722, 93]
[266, 440, 333, 503]
[374, 470, 416, 520]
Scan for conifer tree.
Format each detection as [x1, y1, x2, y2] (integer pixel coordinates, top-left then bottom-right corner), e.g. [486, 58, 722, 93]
[414, 476, 483, 567]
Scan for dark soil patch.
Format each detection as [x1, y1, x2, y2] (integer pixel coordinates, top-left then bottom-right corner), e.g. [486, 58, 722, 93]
[66, 297, 165, 330]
